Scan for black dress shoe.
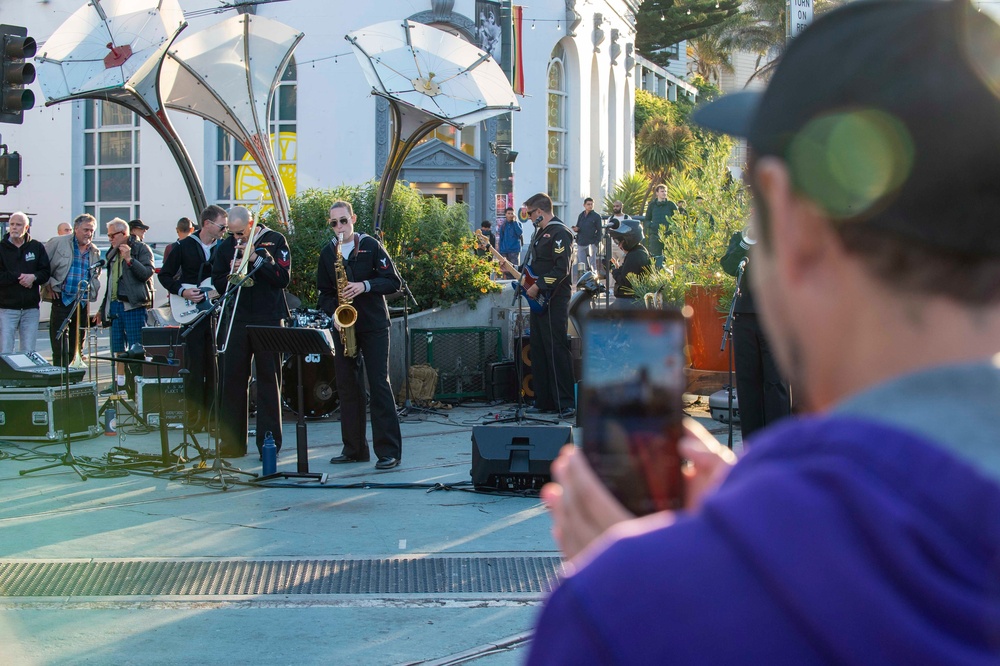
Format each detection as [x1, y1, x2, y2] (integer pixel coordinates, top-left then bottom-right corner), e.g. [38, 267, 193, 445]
[219, 447, 247, 458]
[525, 406, 554, 414]
[375, 457, 400, 470]
[329, 454, 369, 464]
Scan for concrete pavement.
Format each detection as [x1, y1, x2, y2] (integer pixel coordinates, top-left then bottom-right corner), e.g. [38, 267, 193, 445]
[0, 343, 741, 665]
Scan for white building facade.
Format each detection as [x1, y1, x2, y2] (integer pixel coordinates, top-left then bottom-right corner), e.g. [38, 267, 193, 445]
[1, 0, 646, 240]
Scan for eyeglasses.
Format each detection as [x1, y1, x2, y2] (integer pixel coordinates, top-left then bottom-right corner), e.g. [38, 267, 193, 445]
[206, 220, 226, 231]
[108, 230, 124, 239]
[330, 216, 352, 226]
[525, 208, 538, 218]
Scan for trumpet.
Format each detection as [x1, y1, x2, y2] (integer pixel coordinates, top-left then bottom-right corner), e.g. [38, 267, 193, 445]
[218, 198, 264, 353]
[68, 278, 89, 371]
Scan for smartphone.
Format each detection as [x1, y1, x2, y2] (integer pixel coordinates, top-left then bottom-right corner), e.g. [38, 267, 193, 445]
[580, 307, 686, 516]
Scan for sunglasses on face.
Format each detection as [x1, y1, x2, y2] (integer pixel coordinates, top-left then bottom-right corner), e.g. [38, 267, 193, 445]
[330, 216, 352, 226]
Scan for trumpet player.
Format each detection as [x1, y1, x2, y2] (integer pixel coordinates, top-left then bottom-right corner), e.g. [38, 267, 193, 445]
[44, 214, 101, 367]
[211, 205, 290, 459]
[317, 201, 402, 470]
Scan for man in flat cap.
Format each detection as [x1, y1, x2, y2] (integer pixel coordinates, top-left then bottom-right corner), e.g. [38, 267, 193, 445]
[529, 1, 1000, 662]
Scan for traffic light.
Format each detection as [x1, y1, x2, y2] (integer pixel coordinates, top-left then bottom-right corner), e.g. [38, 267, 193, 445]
[0, 144, 21, 194]
[0, 24, 36, 125]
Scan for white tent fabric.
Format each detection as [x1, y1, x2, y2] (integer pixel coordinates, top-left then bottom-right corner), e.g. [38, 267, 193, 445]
[346, 19, 518, 128]
[36, 0, 186, 102]
[162, 14, 303, 226]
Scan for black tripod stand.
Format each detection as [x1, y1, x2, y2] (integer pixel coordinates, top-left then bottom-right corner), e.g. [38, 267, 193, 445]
[173, 266, 261, 489]
[395, 278, 439, 417]
[484, 275, 555, 426]
[720, 257, 747, 450]
[94, 351, 186, 472]
[19, 268, 100, 481]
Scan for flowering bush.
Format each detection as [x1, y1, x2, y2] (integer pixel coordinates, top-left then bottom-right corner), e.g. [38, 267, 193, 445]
[396, 197, 501, 311]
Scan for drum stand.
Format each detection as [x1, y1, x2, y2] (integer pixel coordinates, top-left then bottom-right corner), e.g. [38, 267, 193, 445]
[396, 279, 439, 417]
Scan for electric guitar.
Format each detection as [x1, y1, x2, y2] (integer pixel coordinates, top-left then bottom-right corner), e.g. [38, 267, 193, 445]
[169, 278, 218, 324]
[475, 229, 548, 314]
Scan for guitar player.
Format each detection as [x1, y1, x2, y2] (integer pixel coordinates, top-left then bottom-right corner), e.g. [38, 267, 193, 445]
[158, 204, 228, 432]
[521, 193, 576, 420]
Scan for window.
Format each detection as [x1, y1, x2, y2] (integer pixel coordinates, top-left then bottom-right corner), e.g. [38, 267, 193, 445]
[215, 59, 298, 208]
[415, 124, 478, 157]
[82, 101, 141, 224]
[547, 46, 568, 220]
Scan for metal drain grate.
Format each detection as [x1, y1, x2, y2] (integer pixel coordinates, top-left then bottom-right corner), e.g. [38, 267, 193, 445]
[0, 557, 563, 597]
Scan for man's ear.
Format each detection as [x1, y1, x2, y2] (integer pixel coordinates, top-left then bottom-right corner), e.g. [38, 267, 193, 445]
[753, 157, 832, 285]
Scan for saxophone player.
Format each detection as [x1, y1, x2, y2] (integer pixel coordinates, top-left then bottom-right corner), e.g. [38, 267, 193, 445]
[211, 205, 291, 459]
[317, 201, 403, 470]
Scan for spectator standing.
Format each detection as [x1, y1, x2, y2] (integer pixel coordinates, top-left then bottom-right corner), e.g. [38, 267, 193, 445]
[0, 212, 51, 353]
[496, 207, 522, 279]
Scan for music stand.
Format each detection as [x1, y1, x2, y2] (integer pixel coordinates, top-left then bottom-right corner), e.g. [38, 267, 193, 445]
[246, 325, 331, 484]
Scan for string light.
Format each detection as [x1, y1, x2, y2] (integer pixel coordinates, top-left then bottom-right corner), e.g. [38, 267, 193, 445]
[687, 8, 692, 14]
[660, 11, 666, 20]
[531, 19, 536, 29]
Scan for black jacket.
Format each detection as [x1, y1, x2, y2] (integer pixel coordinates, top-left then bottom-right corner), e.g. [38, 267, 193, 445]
[212, 227, 291, 322]
[159, 234, 217, 295]
[575, 210, 603, 246]
[612, 245, 651, 299]
[100, 236, 155, 313]
[317, 233, 402, 334]
[720, 231, 755, 313]
[528, 218, 573, 300]
[0, 233, 51, 310]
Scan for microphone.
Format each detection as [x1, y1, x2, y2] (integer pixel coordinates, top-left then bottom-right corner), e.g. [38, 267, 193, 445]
[603, 219, 621, 230]
[90, 259, 106, 270]
[738, 256, 749, 272]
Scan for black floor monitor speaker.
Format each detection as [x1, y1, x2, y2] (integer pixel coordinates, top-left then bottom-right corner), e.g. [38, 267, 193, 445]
[471, 425, 573, 491]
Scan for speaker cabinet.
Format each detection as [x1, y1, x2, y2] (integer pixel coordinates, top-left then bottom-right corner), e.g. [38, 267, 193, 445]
[471, 425, 572, 491]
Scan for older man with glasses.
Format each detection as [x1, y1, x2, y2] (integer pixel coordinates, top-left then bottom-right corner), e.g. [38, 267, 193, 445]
[211, 205, 290, 460]
[96, 217, 155, 395]
[318, 200, 403, 470]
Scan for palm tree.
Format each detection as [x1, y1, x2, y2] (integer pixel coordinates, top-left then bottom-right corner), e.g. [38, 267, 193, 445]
[636, 117, 695, 209]
[687, 30, 735, 84]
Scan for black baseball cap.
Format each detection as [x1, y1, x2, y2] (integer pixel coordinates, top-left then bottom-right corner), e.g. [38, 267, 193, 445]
[693, 0, 1000, 257]
[129, 219, 150, 231]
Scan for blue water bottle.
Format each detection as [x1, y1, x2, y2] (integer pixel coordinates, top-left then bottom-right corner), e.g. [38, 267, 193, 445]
[262, 431, 277, 475]
[103, 406, 117, 436]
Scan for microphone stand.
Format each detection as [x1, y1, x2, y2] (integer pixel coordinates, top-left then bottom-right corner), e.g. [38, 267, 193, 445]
[396, 276, 439, 417]
[721, 257, 747, 450]
[21, 268, 98, 481]
[173, 264, 263, 487]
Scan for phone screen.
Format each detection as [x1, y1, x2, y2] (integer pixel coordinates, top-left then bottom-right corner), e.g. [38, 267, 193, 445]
[581, 308, 686, 515]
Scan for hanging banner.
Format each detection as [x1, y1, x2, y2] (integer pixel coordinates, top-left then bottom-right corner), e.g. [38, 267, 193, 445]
[512, 5, 525, 96]
[476, 0, 503, 62]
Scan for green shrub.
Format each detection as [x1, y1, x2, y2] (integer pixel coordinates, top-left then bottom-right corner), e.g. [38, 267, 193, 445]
[396, 198, 502, 311]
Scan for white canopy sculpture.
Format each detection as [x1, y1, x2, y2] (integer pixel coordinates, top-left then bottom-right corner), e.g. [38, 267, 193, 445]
[35, 0, 207, 217]
[346, 19, 519, 231]
[161, 13, 303, 228]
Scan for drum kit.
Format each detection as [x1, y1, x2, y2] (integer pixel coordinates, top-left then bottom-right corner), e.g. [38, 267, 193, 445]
[281, 309, 338, 418]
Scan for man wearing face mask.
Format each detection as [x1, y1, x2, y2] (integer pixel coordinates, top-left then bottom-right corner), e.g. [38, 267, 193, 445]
[521, 193, 576, 419]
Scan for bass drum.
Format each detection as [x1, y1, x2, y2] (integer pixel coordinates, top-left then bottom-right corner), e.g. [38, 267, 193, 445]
[282, 355, 338, 418]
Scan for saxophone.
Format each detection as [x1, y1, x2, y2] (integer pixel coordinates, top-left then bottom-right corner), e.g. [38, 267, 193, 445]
[333, 232, 359, 357]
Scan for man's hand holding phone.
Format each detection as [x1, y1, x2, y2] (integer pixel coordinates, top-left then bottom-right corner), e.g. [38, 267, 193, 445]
[543, 418, 737, 562]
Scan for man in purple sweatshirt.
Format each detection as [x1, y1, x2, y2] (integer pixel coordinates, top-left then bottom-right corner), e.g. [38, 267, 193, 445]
[528, 1, 1000, 663]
